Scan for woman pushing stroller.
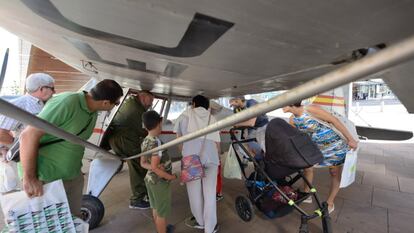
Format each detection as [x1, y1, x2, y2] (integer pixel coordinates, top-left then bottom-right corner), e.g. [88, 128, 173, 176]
[282, 101, 358, 214]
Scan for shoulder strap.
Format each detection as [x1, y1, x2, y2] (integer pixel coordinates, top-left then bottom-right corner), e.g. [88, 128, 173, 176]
[39, 116, 94, 148]
[198, 112, 212, 155]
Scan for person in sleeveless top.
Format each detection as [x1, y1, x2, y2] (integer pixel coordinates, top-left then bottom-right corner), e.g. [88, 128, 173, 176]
[283, 101, 358, 213]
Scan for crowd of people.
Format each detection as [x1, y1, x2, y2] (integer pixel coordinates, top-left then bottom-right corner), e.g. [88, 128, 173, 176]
[0, 74, 358, 233]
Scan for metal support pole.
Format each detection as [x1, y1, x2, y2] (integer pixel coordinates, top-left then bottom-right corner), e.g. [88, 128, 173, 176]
[163, 97, 172, 121]
[127, 35, 414, 160]
[160, 99, 166, 116]
[0, 48, 9, 91]
[0, 98, 119, 160]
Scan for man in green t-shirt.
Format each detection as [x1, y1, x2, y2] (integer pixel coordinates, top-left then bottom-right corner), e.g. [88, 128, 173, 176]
[19, 79, 123, 217]
[108, 90, 154, 209]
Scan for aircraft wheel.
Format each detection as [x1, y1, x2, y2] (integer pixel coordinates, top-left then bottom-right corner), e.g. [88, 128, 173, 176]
[235, 195, 254, 222]
[81, 194, 105, 229]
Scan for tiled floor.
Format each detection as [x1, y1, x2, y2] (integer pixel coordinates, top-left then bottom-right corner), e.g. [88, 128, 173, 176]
[90, 142, 414, 233]
[2, 141, 414, 232]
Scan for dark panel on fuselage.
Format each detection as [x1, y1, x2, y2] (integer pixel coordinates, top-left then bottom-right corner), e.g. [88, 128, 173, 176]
[21, 0, 234, 57]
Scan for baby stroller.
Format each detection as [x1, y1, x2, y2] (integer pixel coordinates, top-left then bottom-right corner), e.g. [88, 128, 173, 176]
[229, 118, 332, 233]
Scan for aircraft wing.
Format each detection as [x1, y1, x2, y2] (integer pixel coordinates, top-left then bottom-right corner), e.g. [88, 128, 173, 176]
[0, 0, 414, 100]
[382, 60, 414, 113]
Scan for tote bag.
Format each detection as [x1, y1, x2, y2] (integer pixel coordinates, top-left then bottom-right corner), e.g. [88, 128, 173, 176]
[0, 180, 88, 233]
[340, 149, 358, 188]
[223, 146, 242, 180]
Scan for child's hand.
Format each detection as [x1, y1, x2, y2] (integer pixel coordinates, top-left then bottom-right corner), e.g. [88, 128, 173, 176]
[168, 174, 178, 181]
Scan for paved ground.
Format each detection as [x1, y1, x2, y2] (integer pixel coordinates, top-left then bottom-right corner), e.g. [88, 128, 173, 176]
[1, 141, 413, 232]
[84, 140, 414, 233]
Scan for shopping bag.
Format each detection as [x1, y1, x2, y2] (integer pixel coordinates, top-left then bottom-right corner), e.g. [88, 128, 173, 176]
[0, 180, 80, 233]
[73, 217, 89, 233]
[340, 149, 358, 188]
[223, 146, 242, 180]
[0, 161, 19, 193]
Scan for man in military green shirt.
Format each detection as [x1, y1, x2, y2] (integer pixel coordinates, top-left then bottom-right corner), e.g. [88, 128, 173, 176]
[19, 79, 124, 217]
[108, 90, 154, 209]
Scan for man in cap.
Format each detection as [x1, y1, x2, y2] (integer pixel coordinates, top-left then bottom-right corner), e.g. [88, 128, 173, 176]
[0, 73, 55, 157]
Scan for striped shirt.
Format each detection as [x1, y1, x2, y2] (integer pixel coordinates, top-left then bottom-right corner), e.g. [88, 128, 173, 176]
[0, 94, 44, 133]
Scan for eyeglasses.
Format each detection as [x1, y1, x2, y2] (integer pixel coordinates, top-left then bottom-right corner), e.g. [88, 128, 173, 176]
[42, 86, 55, 92]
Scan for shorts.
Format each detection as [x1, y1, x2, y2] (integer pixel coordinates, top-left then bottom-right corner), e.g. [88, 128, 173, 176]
[145, 180, 171, 218]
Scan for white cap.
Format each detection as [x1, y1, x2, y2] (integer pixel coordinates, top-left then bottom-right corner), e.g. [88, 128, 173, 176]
[25, 73, 55, 93]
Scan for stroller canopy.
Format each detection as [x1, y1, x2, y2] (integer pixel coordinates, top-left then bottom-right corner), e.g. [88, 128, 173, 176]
[265, 118, 323, 169]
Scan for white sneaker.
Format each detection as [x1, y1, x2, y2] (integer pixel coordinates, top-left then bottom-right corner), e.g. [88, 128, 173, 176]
[328, 204, 335, 214]
[302, 196, 312, 204]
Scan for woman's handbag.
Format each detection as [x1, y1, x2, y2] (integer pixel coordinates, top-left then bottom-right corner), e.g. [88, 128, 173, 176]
[180, 112, 211, 183]
[180, 154, 205, 183]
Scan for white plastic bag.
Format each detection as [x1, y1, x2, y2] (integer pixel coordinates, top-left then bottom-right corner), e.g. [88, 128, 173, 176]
[223, 146, 242, 180]
[0, 161, 19, 193]
[340, 150, 358, 188]
[0, 180, 78, 233]
[73, 217, 89, 233]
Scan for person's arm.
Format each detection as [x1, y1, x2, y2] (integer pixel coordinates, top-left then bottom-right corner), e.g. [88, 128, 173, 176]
[176, 133, 183, 153]
[0, 128, 14, 145]
[174, 117, 184, 152]
[215, 142, 221, 155]
[0, 114, 20, 145]
[234, 117, 257, 127]
[234, 100, 259, 127]
[307, 105, 358, 149]
[288, 116, 296, 127]
[20, 126, 45, 197]
[150, 155, 176, 180]
[140, 156, 152, 170]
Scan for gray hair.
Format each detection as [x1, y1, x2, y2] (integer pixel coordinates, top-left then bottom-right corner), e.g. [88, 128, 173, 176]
[25, 73, 55, 93]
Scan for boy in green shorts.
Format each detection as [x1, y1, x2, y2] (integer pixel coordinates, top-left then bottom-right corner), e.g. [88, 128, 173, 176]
[140, 111, 177, 233]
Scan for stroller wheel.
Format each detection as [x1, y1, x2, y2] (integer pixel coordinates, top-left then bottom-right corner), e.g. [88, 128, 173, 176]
[235, 195, 254, 222]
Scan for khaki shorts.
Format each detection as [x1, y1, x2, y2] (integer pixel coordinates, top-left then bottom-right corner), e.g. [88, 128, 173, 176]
[145, 180, 171, 218]
[62, 175, 84, 217]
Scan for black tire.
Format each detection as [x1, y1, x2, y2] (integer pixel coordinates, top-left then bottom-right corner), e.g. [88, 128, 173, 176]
[235, 195, 254, 222]
[81, 195, 105, 230]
